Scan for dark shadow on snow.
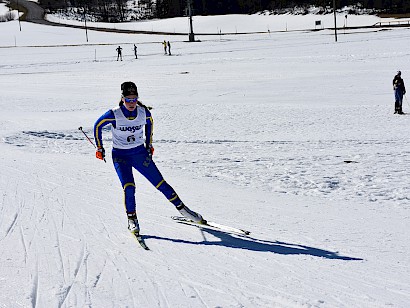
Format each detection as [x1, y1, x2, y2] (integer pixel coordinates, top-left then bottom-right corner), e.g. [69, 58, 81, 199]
[144, 229, 363, 261]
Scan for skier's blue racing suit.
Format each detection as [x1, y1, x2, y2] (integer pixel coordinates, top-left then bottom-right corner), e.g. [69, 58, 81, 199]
[94, 104, 183, 214]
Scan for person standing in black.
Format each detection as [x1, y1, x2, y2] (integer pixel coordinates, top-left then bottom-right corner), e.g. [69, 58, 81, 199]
[167, 41, 171, 55]
[116, 46, 123, 61]
[393, 71, 406, 114]
[133, 44, 138, 59]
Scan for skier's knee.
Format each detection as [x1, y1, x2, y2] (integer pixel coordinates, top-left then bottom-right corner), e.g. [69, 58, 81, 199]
[123, 183, 136, 195]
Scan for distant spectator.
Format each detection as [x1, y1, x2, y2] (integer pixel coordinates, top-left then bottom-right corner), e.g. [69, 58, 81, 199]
[116, 46, 123, 61]
[393, 71, 406, 114]
[162, 40, 167, 55]
[133, 44, 138, 59]
[167, 41, 171, 55]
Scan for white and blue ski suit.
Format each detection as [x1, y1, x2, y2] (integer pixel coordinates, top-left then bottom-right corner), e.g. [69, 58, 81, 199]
[94, 103, 183, 214]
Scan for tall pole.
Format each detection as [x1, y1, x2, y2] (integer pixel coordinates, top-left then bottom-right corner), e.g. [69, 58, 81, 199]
[333, 0, 337, 42]
[16, 0, 21, 31]
[83, 6, 88, 42]
[187, 0, 195, 42]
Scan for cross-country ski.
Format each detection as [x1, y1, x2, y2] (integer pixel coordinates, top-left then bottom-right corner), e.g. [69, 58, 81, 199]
[132, 233, 150, 250]
[172, 216, 251, 236]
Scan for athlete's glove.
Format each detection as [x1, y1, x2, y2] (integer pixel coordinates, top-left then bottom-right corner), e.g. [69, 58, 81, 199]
[147, 145, 154, 158]
[96, 147, 105, 160]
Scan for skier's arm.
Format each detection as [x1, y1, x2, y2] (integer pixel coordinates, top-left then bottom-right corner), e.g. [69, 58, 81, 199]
[145, 109, 154, 150]
[94, 110, 115, 149]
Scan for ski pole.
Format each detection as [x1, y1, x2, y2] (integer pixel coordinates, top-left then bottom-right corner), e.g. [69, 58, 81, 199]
[405, 94, 410, 110]
[78, 126, 106, 163]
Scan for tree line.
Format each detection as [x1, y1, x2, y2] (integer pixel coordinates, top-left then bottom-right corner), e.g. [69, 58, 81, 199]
[39, 0, 410, 22]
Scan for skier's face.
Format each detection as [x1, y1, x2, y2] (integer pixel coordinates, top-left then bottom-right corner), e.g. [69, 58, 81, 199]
[122, 95, 138, 111]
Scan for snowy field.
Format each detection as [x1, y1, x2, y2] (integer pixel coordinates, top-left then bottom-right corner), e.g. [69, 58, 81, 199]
[45, 11, 392, 33]
[1, 12, 410, 308]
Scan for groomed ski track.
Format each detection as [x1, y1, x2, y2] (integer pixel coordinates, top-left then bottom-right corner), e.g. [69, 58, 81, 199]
[0, 147, 380, 307]
[1, 133, 409, 307]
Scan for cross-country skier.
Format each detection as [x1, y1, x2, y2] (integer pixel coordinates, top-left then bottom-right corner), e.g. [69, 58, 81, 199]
[93, 81, 204, 234]
[393, 71, 406, 114]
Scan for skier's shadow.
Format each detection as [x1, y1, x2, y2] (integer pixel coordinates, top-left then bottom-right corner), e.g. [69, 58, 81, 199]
[145, 229, 363, 261]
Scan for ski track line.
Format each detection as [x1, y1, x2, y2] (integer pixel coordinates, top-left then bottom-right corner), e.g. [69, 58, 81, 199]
[91, 258, 106, 288]
[124, 245, 218, 307]
[144, 225, 250, 304]
[60, 241, 89, 308]
[30, 260, 39, 308]
[156, 250, 283, 307]
[140, 259, 172, 308]
[152, 280, 171, 308]
[61, 209, 103, 307]
[19, 226, 28, 266]
[2, 212, 18, 240]
[0, 176, 25, 240]
[110, 252, 135, 306]
[52, 215, 67, 284]
[191, 286, 208, 308]
[105, 249, 152, 307]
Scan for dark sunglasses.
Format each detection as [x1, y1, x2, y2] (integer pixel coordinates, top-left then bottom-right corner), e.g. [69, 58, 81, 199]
[123, 97, 138, 103]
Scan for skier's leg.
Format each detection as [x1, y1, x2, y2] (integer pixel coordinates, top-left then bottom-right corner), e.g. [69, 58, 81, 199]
[113, 156, 141, 232]
[132, 153, 182, 206]
[113, 156, 136, 214]
[395, 90, 401, 113]
[131, 151, 204, 222]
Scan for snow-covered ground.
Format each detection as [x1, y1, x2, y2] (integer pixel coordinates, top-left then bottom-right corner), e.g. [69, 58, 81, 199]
[1, 13, 410, 307]
[45, 10, 396, 33]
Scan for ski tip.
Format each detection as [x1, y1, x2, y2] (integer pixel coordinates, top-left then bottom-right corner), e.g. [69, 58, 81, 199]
[172, 216, 251, 236]
[131, 232, 150, 250]
[172, 216, 207, 225]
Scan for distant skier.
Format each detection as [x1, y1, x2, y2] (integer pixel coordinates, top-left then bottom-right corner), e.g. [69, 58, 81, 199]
[116, 46, 123, 61]
[162, 40, 167, 55]
[393, 71, 406, 114]
[167, 41, 171, 55]
[93, 81, 205, 235]
[133, 44, 138, 59]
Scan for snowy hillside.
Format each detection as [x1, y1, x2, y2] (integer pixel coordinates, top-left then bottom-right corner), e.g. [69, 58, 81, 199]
[45, 10, 394, 33]
[1, 13, 410, 308]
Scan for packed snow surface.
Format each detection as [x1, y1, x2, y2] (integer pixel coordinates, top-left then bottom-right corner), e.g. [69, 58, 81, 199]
[0, 13, 410, 308]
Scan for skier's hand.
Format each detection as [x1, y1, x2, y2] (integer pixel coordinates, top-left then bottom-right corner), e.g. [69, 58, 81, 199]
[96, 147, 105, 160]
[147, 146, 154, 158]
